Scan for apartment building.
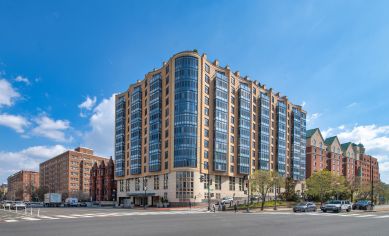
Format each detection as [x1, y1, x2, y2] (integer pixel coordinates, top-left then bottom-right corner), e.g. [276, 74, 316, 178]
[306, 128, 328, 178]
[6, 170, 39, 201]
[39, 147, 108, 200]
[90, 157, 116, 202]
[305, 128, 380, 185]
[324, 136, 343, 176]
[115, 50, 307, 206]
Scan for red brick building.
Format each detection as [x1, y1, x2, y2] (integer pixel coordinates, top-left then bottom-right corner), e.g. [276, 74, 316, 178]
[7, 170, 39, 201]
[324, 136, 343, 176]
[90, 157, 116, 201]
[306, 128, 328, 178]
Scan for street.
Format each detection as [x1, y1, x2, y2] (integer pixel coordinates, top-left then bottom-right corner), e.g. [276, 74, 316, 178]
[1, 208, 389, 236]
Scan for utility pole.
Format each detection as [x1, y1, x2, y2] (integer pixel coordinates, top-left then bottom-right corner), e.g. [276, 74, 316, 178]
[207, 174, 210, 212]
[370, 156, 374, 208]
[274, 182, 277, 210]
[245, 175, 250, 213]
[143, 177, 147, 209]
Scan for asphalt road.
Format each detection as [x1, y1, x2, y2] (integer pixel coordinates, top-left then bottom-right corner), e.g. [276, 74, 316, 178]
[1, 210, 389, 236]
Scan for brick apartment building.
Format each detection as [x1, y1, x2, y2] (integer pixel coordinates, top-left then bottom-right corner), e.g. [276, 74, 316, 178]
[7, 170, 39, 201]
[306, 128, 380, 184]
[39, 147, 109, 200]
[90, 157, 116, 202]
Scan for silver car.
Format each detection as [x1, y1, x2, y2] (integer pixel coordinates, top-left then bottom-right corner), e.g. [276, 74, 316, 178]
[321, 200, 351, 213]
[293, 202, 317, 212]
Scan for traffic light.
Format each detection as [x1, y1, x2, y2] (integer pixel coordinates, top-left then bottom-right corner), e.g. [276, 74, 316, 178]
[200, 175, 205, 182]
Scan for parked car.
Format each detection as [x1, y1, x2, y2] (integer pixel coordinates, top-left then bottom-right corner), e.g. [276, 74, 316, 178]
[321, 200, 351, 213]
[293, 202, 317, 212]
[11, 201, 26, 210]
[78, 202, 87, 207]
[64, 197, 78, 207]
[1, 200, 13, 208]
[220, 197, 234, 205]
[352, 200, 374, 210]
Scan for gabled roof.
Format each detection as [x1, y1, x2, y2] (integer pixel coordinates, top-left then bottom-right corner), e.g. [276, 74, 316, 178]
[324, 136, 337, 145]
[341, 142, 352, 151]
[306, 128, 319, 138]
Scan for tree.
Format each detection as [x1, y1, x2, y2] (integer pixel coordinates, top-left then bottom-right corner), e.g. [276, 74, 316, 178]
[306, 170, 347, 204]
[36, 186, 49, 202]
[250, 170, 284, 211]
[283, 177, 298, 201]
[347, 176, 362, 202]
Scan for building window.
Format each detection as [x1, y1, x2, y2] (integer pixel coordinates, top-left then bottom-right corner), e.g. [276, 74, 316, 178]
[204, 150, 209, 159]
[215, 175, 221, 190]
[135, 178, 140, 191]
[205, 129, 209, 137]
[205, 96, 209, 105]
[230, 165, 234, 173]
[204, 140, 209, 148]
[205, 63, 210, 73]
[239, 178, 243, 191]
[176, 171, 194, 200]
[205, 74, 210, 84]
[204, 161, 209, 169]
[229, 177, 235, 191]
[163, 174, 168, 189]
[154, 175, 159, 190]
[205, 107, 209, 116]
[120, 180, 124, 192]
[205, 118, 209, 127]
[205, 86, 209, 94]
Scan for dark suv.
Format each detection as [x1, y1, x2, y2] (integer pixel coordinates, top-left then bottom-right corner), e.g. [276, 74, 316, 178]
[352, 200, 374, 210]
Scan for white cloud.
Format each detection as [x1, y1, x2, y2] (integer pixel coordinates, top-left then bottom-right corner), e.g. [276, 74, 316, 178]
[306, 112, 321, 127]
[82, 94, 115, 157]
[323, 124, 389, 183]
[0, 79, 20, 107]
[321, 128, 333, 139]
[14, 75, 30, 85]
[31, 115, 71, 142]
[301, 101, 306, 107]
[346, 102, 358, 109]
[0, 145, 67, 184]
[78, 96, 97, 117]
[0, 113, 30, 133]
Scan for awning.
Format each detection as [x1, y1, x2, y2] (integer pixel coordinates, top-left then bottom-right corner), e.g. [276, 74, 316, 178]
[126, 192, 156, 197]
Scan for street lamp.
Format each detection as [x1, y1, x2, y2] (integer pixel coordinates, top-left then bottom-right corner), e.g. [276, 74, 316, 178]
[273, 182, 277, 211]
[143, 177, 148, 209]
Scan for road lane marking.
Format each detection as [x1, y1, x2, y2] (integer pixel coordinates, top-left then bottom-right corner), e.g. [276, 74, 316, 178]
[4, 219, 18, 222]
[54, 215, 78, 218]
[38, 215, 60, 220]
[21, 217, 41, 221]
[355, 214, 376, 218]
[374, 215, 389, 219]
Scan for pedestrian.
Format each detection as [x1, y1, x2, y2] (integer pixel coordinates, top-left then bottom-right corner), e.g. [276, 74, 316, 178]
[234, 202, 237, 213]
[212, 204, 216, 213]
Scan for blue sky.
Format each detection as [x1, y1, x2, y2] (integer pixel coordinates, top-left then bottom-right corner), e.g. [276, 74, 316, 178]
[0, 0, 388, 184]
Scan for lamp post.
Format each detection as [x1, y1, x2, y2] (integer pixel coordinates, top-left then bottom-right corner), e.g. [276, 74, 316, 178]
[273, 182, 277, 211]
[143, 177, 148, 209]
[370, 156, 374, 208]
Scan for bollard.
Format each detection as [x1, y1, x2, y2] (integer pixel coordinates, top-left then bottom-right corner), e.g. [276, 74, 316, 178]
[25, 207, 27, 215]
[16, 206, 18, 214]
[9, 205, 11, 211]
[37, 208, 40, 217]
[30, 207, 33, 216]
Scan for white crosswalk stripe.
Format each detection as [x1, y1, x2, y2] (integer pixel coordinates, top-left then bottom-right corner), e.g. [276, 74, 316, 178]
[21, 217, 41, 221]
[374, 215, 389, 219]
[38, 215, 60, 220]
[355, 214, 376, 218]
[54, 215, 78, 218]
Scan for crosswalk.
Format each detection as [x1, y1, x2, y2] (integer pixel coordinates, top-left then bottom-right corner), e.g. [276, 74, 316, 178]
[254, 211, 389, 220]
[0, 210, 207, 223]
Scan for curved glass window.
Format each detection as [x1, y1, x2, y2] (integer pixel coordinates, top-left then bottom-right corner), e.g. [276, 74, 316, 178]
[238, 84, 251, 174]
[130, 86, 142, 175]
[115, 96, 126, 177]
[277, 102, 287, 176]
[174, 56, 198, 168]
[149, 74, 162, 172]
[213, 72, 228, 171]
[259, 93, 270, 170]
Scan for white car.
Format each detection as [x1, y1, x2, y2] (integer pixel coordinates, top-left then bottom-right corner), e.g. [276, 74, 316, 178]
[321, 200, 351, 213]
[221, 197, 234, 205]
[11, 201, 26, 210]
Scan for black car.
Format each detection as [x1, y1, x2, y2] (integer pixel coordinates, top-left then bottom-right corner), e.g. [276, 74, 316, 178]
[293, 202, 317, 212]
[352, 200, 374, 210]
